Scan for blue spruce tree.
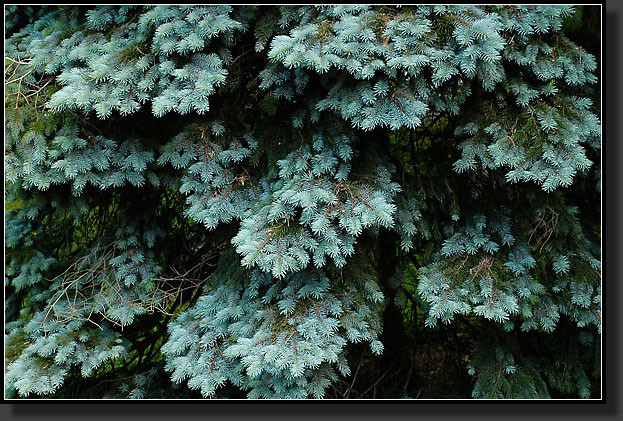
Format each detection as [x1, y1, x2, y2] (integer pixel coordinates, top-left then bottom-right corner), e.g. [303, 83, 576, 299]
[5, 5, 601, 399]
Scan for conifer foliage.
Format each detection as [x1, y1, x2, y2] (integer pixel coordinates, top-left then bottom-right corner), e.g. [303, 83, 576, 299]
[5, 5, 601, 399]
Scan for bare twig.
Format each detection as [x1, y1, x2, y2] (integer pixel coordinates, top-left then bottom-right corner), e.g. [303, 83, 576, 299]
[40, 244, 212, 332]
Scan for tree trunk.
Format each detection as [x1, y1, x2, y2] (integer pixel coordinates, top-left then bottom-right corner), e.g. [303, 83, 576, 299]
[376, 228, 411, 397]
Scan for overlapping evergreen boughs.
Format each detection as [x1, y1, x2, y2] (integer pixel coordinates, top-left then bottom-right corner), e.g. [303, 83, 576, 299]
[5, 5, 600, 399]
